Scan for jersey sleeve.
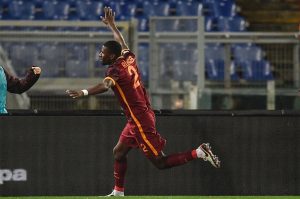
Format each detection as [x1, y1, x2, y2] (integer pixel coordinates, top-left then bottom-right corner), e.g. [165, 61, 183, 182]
[5, 67, 40, 94]
[104, 66, 120, 86]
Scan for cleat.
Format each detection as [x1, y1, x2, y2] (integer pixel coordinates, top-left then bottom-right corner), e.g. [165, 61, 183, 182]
[105, 190, 124, 197]
[199, 143, 221, 168]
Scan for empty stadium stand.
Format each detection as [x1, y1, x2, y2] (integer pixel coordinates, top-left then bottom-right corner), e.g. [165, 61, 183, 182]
[0, 0, 276, 83]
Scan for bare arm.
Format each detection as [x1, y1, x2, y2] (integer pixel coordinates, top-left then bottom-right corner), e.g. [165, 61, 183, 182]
[66, 78, 115, 98]
[101, 7, 129, 50]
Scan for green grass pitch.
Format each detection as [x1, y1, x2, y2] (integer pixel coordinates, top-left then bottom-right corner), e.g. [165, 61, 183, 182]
[1, 197, 300, 199]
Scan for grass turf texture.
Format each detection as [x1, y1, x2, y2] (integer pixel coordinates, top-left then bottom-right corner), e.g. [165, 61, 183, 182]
[1, 197, 300, 199]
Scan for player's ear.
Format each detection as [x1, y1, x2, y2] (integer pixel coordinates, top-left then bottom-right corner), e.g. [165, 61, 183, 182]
[110, 54, 116, 60]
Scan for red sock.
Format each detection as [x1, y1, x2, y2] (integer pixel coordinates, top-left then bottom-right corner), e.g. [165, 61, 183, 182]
[165, 150, 197, 168]
[113, 159, 127, 192]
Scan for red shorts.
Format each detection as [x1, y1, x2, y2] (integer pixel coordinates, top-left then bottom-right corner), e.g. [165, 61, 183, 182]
[119, 110, 166, 157]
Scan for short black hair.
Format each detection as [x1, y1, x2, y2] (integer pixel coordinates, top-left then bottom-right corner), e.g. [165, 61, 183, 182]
[103, 40, 122, 57]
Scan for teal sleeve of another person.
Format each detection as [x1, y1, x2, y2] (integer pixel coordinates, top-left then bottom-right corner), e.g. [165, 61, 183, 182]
[0, 66, 7, 114]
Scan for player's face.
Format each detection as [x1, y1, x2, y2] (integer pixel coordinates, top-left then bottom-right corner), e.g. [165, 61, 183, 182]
[99, 46, 113, 65]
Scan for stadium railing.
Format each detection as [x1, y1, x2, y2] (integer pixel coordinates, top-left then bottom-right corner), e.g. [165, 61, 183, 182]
[0, 18, 299, 110]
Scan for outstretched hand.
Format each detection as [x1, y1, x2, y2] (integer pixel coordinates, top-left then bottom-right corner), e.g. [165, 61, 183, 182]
[100, 6, 115, 27]
[66, 90, 83, 99]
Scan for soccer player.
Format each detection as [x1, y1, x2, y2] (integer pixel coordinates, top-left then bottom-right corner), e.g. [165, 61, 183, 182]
[0, 65, 41, 114]
[66, 7, 220, 197]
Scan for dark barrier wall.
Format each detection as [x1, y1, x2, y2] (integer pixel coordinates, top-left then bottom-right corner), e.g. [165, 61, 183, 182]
[0, 111, 300, 196]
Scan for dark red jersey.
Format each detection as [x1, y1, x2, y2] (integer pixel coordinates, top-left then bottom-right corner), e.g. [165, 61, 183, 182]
[105, 50, 166, 157]
[105, 49, 151, 120]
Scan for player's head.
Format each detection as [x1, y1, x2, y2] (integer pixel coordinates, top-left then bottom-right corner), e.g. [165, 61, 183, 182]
[99, 40, 122, 65]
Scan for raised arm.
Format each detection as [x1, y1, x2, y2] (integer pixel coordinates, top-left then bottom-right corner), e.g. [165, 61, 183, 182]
[101, 7, 129, 50]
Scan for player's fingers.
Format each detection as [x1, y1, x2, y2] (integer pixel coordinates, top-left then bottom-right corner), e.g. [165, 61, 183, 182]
[100, 16, 106, 24]
[104, 7, 108, 18]
[66, 90, 74, 94]
[106, 7, 109, 16]
[66, 90, 76, 96]
[108, 7, 112, 17]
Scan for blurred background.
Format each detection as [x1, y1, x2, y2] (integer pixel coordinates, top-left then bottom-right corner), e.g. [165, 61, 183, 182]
[0, 0, 299, 111]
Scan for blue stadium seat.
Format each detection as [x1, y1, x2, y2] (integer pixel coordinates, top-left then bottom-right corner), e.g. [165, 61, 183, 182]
[157, 44, 179, 80]
[0, 42, 9, 58]
[39, 44, 66, 77]
[175, 1, 203, 16]
[205, 43, 238, 80]
[205, 17, 217, 31]
[241, 60, 273, 81]
[138, 43, 149, 62]
[218, 0, 237, 17]
[38, 58, 61, 77]
[33, 0, 45, 20]
[40, 44, 66, 62]
[232, 43, 263, 64]
[216, 17, 230, 31]
[108, 1, 123, 20]
[119, 2, 136, 19]
[41, 1, 69, 20]
[10, 43, 39, 76]
[138, 60, 149, 83]
[216, 16, 247, 32]
[160, 43, 198, 82]
[203, 0, 220, 17]
[66, 44, 88, 60]
[205, 43, 225, 61]
[136, 16, 149, 31]
[230, 16, 247, 31]
[162, 19, 202, 32]
[0, 1, 3, 19]
[143, 1, 170, 17]
[75, 1, 103, 20]
[156, 19, 178, 31]
[65, 59, 89, 77]
[0, 1, 9, 19]
[64, 44, 89, 77]
[206, 59, 223, 80]
[4, 0, 35, 20]
[0, 0, 10, 7]
[206, 59, 238, 81]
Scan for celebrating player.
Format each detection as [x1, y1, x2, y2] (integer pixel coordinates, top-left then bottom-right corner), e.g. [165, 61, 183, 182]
[0, 65, 41, 114]
[66, 7, 220, 196]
